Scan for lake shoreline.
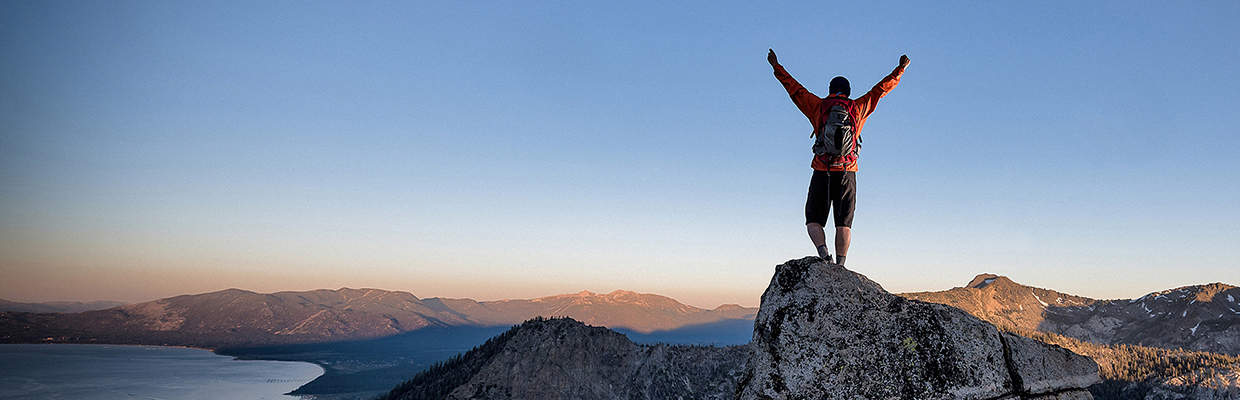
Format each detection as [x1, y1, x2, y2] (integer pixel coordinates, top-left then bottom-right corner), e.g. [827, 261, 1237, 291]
[0, 343, 324, 400]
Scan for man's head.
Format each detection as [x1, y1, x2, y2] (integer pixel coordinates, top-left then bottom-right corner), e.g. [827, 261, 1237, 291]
[829, 76, 850, 97]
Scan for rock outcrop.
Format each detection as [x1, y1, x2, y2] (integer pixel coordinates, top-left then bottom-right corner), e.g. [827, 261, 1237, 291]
[737, 257, 1100, 400]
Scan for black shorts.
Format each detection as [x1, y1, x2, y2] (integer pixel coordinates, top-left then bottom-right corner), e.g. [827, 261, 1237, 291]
[805, 170, 856, 228]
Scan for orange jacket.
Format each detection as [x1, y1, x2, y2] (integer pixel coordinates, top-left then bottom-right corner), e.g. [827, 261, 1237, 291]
[774, 63, 904, 171]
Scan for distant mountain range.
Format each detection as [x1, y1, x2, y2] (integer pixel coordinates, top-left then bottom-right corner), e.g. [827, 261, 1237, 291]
[0, 288, 756, 348]
[0, 299, 127, 314]
[901, 274, 1240, 355]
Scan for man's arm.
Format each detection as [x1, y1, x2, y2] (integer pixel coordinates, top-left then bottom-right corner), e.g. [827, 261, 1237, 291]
[770, 49, 821, 123]
[853, 55, 909, 119]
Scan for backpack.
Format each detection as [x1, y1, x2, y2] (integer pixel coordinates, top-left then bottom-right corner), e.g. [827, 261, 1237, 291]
[812, 98, 860, 165]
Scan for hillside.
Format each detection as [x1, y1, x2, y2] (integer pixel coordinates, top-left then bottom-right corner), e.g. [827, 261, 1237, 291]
[0, 299, 127, 313]
[901, 274, 1240, 355]
[984, 326, 1240, 399]
[0, 287, 756, 348]
[376, 317, 748, 400]
[901, 275, 1240, 398]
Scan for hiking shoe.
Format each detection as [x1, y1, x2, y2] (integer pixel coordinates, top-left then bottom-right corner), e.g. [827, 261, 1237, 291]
[815, 245, 832, 264]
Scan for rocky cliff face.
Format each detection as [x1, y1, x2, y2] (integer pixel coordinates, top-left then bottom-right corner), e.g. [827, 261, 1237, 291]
[736, 257, 1100, 400]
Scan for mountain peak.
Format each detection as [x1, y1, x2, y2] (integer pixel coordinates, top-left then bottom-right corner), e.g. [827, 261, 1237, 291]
[966, 273, 1002, 289]
[1176, 282, 1237, 302]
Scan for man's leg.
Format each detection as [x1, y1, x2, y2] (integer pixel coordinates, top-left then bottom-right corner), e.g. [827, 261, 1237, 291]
[832, 171, 856, 266]
[805, 170, 833, 262]
[834, 226, 851, 265]
[808, 223, 829, 260]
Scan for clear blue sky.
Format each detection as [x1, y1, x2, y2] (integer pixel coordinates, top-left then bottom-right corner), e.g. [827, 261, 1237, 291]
[2, 1, 1237, 307]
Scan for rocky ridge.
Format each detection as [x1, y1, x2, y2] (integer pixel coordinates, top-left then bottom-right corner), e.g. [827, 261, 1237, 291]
[902, 274, 1240, 355]
[0, 299, 127, 313]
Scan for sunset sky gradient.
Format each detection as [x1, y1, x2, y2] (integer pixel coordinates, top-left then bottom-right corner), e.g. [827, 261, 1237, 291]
[2, 1, 1238, 308]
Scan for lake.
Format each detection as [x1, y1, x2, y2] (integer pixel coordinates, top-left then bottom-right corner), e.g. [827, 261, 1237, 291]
[0, 344, 323, 400]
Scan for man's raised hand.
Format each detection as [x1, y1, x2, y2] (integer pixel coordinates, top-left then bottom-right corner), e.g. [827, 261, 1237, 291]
[768, 49, 778, 66]
[899, 54, 911, 68]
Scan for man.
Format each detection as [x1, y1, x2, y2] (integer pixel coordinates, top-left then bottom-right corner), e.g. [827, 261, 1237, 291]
[768, 49, 909, 266]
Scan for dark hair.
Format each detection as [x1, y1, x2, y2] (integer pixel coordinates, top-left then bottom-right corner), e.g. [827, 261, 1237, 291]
[829, 76, 851, 97]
